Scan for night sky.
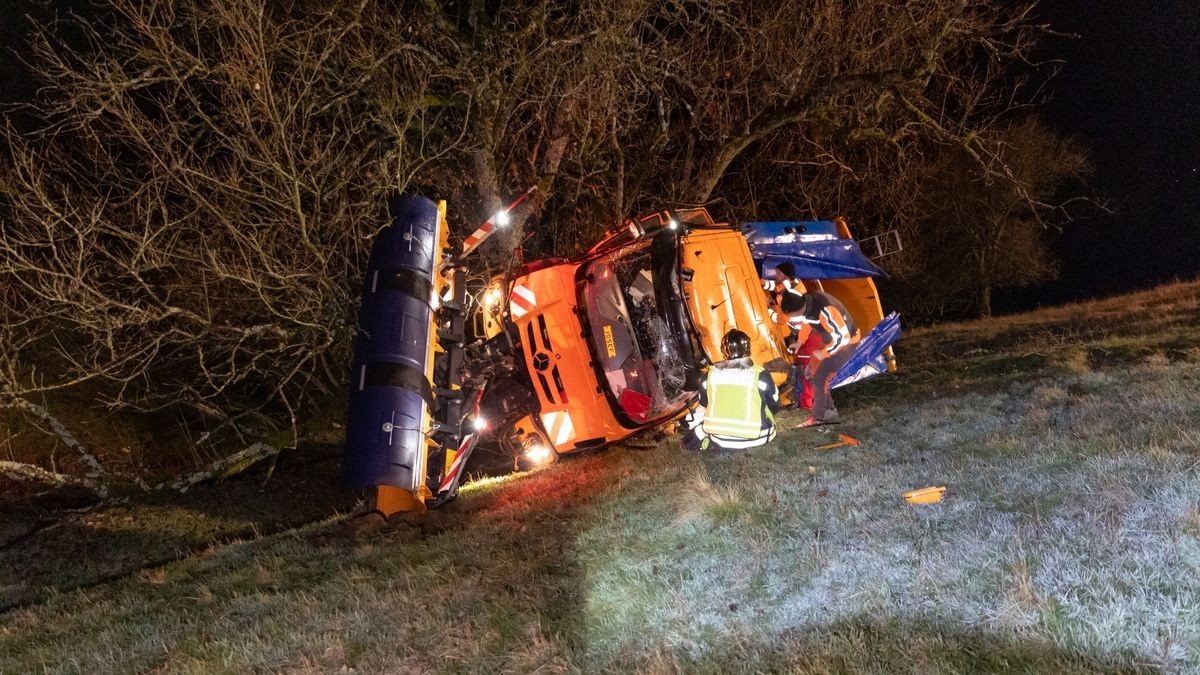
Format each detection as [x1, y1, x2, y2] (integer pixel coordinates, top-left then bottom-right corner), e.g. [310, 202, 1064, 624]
[2, 1, 1197, 312]
[996, 0, 1200, 311]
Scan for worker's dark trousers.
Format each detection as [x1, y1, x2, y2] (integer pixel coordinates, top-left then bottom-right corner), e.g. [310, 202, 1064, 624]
[811, 344, 857, 422]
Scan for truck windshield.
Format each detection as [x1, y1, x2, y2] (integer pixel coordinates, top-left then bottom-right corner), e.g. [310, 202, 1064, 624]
[580, 244, 693, 423]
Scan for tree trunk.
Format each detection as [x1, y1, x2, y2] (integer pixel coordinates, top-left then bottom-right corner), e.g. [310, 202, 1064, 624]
[979, 284, 993, 318]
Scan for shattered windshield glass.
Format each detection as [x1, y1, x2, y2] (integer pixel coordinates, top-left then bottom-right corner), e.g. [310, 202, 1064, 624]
[580, 244, 693, 423]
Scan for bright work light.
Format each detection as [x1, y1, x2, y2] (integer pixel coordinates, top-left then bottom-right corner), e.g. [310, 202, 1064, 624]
[524, 441, 552, 465]
[483, 287, 503, 307]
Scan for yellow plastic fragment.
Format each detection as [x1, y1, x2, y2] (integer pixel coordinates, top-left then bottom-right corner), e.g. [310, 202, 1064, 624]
[903, 486, 946, 504]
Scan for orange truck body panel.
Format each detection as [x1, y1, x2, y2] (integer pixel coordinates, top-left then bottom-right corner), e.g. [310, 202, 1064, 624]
[506, 264, 632, 452]
[680, 228, 789, 388]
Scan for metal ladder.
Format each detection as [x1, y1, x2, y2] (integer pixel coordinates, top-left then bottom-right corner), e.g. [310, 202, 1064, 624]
[859, 229, 903, 260]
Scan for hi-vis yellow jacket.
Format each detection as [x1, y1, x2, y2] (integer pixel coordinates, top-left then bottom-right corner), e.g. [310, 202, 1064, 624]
[685, 358, 779, 450]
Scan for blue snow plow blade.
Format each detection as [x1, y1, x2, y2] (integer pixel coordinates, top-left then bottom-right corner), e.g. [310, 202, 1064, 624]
[832, 312, 901, 388]
[343, 194, 440, 491]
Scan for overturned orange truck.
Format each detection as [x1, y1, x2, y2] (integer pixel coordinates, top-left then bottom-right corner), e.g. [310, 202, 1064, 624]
[343, 196, 900, 515]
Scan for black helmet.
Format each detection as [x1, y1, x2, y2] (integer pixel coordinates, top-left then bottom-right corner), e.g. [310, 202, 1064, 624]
[721, 329, 752, 360]
[780, 289, 808, 315]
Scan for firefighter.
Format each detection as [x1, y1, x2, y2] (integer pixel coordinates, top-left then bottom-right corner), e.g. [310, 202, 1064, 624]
[781, 289, 860, 426]
[681, 329, 779, 452]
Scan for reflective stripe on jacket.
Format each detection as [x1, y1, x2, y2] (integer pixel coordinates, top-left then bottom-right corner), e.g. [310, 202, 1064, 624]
[764, 277, 807, 315]
[786, 290, 860, 359]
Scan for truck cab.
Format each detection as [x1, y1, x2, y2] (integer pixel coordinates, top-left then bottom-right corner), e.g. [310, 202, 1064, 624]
[481, 207, 787, 460]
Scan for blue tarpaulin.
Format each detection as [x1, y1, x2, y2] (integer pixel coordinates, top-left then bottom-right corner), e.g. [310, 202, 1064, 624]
[758, 241, 885, 280]
[832, 312, 901, 388]
[743, 220, 885, 279]
[743, 220, 841, 240]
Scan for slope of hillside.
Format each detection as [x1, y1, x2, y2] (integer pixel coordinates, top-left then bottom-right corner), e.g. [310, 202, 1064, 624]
[3, 282, 1199, 673]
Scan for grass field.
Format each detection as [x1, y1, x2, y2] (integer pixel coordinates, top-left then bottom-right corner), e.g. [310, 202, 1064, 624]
[2, 282, 1200, 673]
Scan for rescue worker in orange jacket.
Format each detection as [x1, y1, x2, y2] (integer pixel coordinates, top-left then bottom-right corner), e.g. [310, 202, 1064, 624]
[763, 262, 820, 409]
[781, 289, 860, 426]
[681, 329, 779, 452]
[763, 262, 806, 324]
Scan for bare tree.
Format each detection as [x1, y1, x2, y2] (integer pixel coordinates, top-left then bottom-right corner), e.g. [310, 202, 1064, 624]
[0, 0, 1071, 488]
[408, 1, 1065, 251]
[901, 118, 1090, 317]
[0, 0, 457, 474]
